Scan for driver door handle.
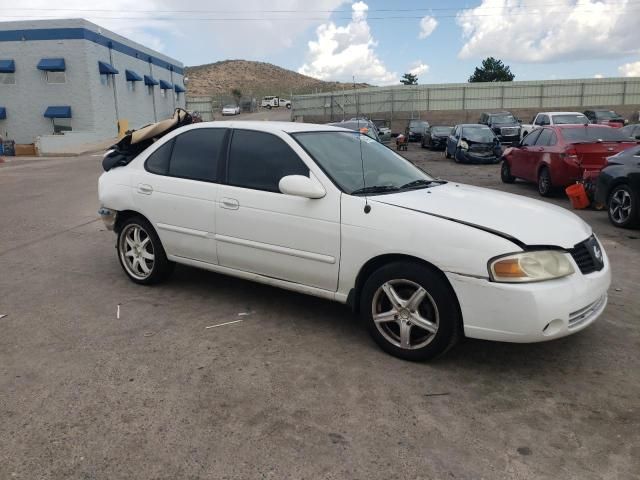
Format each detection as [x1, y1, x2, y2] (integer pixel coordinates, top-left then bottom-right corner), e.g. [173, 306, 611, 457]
[221, 197, 239, 210]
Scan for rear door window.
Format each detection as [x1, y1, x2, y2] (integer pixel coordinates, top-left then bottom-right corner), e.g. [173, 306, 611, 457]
[535, 129, 553, 146]
[145, 140, 173, 175]
[227, 129, 309, 193]
[168, 128, 227, 182]
[522, 129, 541, 146]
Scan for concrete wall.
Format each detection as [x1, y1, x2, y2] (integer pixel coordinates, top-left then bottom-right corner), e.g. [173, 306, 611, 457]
[300, 104, 640, 134]
[0, 18, 184, 149]
[293, 77, 640, 127]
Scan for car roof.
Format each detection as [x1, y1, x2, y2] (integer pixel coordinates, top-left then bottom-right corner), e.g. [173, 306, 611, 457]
[458, 123, 490, 127]
[555, 124, 612, 129]
[538, 111, 585, 115]
[186, 121, 350, 134]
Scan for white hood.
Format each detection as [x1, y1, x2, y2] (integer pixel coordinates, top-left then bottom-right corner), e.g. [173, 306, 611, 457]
[372, 183, 592, 249]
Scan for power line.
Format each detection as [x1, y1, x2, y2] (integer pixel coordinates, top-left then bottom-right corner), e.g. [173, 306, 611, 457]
[0, 0, 636, 14]
[1, 8, 636, 22]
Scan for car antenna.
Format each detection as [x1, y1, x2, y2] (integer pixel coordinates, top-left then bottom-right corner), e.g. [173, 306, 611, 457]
[354, 82, 371, 214]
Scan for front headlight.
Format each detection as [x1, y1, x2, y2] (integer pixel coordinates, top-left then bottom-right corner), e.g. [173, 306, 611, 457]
[489, 250, 574, 283]
[459, 140, 469, 150]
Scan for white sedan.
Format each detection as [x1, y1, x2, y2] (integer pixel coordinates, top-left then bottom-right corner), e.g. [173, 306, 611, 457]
[98, 122, 611, 361]
[221, 104, 240, 116]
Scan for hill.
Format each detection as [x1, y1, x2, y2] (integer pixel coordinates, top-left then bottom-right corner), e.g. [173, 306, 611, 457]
[184, 60, 368, 98]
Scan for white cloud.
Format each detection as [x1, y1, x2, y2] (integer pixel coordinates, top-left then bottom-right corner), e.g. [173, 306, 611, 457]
[457, 0, 640, 62]
[298, 1, 398, 85]
[619, 61, 640, 77]
[593, 73, 604, 78]
[418, 16, 438, 39]
[408, 61, 429, 77]
[1, 0, 348, 64]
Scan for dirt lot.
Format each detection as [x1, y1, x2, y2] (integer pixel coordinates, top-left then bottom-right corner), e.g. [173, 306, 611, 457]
[1, 142, 639, 480]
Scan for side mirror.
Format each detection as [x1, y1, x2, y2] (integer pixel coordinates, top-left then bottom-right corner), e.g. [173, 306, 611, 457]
[279, 175, 326, 199]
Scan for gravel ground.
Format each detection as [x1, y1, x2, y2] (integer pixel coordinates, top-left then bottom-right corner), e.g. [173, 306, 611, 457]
[0, 142, 638, 480]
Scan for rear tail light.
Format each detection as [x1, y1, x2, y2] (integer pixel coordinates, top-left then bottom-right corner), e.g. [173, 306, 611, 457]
[561, 147, 580, 166]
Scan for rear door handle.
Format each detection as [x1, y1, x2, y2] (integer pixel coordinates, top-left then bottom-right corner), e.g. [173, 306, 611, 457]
[220, 197, 239, 210]
[137, 183, 153, 195]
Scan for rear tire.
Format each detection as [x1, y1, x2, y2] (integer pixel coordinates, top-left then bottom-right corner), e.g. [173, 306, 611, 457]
[538, 166, 553, 197]
[607, 184, 639, 228]
[117, 216, 174, 285]
[360, 261, 461, 361]
[501, 160, 516, 183]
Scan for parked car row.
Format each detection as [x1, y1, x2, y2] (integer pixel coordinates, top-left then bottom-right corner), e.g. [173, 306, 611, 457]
[499, 124, 640, 228]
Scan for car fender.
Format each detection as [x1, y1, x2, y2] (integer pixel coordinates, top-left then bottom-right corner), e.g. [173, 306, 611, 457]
[337, 194, 520, 300]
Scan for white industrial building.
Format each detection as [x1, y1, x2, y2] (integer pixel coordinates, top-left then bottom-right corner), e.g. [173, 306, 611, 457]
[0, 19, 185, 154]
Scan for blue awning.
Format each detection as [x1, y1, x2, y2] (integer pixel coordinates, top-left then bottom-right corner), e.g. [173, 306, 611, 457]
[44, 106, 72, 118]
[0, 60, 15, 73]
[0, 107, 6, 120]
[37, 58, 66, 71]
[144, 75, 158, 86]
[98, 61, 119, 75]
[159, 79, 173, 90]
[125, 69, 142, 81]
[174, 84, 185, 93]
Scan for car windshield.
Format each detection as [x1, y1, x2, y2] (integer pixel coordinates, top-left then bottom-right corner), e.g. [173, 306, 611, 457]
[490, 114, 516, 123]
[552, 114, 588, 124]
[224, 105, 236, 108]
[462, 127, 496, 143]
[293, 131, 438, 195]
[409, 121, 427, 128]
[561, 127, 633, 142]
[432, 127, 453, 135]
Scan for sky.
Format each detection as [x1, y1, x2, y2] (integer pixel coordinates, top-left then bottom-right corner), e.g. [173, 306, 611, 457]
[2, 0, 640, 85]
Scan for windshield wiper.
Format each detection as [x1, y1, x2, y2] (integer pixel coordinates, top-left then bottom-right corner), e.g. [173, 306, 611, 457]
[399, 179, 447, 190]
[351, 185, 400, 195]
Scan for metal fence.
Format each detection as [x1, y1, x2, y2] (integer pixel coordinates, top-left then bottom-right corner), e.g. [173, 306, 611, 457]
[292, 77, 640, 121]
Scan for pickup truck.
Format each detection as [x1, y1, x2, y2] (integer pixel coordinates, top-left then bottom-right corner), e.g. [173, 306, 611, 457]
[261, 96, 292, 109]
[520, 111, 590, 139]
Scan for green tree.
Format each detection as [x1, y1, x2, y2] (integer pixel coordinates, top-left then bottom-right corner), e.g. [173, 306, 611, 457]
[468, 57, 515, 82]
[400, 73, 418, 85]
[231, 88, 242, 105]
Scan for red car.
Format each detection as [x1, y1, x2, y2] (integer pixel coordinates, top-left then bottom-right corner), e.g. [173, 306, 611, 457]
[501, 125, 638, 196]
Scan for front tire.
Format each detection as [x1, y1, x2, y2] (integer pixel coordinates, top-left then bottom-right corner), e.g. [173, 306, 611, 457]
[444, 148, 451, 159]
[608, 184, 639, 228]
[360, 262, 461, 361]
[117, 216, 174, 285]
[501, 160, 516, 183]
[538, 166, 553, 197]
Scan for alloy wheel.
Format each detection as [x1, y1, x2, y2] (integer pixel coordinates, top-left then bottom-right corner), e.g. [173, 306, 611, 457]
[610, 189, 632, 224]
[371, 279, 439, 350]
[119, 224, 155, 280]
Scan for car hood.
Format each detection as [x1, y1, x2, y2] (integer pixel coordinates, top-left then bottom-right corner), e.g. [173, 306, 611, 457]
[371, 183, 592, 249]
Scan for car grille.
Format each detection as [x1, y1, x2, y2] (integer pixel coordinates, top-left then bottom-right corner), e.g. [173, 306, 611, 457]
[500, 127, 519, 136]
[568, 294, 607, 329]
[568, 236, 604, 274]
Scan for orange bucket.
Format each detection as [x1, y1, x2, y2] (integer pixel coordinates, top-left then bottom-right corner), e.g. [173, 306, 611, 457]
[565, 183, 590, 209]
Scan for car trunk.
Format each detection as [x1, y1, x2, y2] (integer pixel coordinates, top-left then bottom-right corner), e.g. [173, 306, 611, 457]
[571, 141, 637, 171]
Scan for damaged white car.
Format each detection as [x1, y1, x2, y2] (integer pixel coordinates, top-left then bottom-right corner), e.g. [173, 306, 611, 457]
[99, 121, 611, 361]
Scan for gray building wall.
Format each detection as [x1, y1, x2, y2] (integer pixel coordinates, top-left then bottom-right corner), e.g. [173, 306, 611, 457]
[0, 19, 185, 146]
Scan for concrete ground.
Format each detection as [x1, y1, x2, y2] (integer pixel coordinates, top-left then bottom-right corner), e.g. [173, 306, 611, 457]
[1, 142, 639, 480]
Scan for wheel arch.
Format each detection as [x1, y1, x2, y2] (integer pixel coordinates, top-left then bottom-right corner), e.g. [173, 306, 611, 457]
[114, 209, 151, 234]
[348, 253, 460, 316]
